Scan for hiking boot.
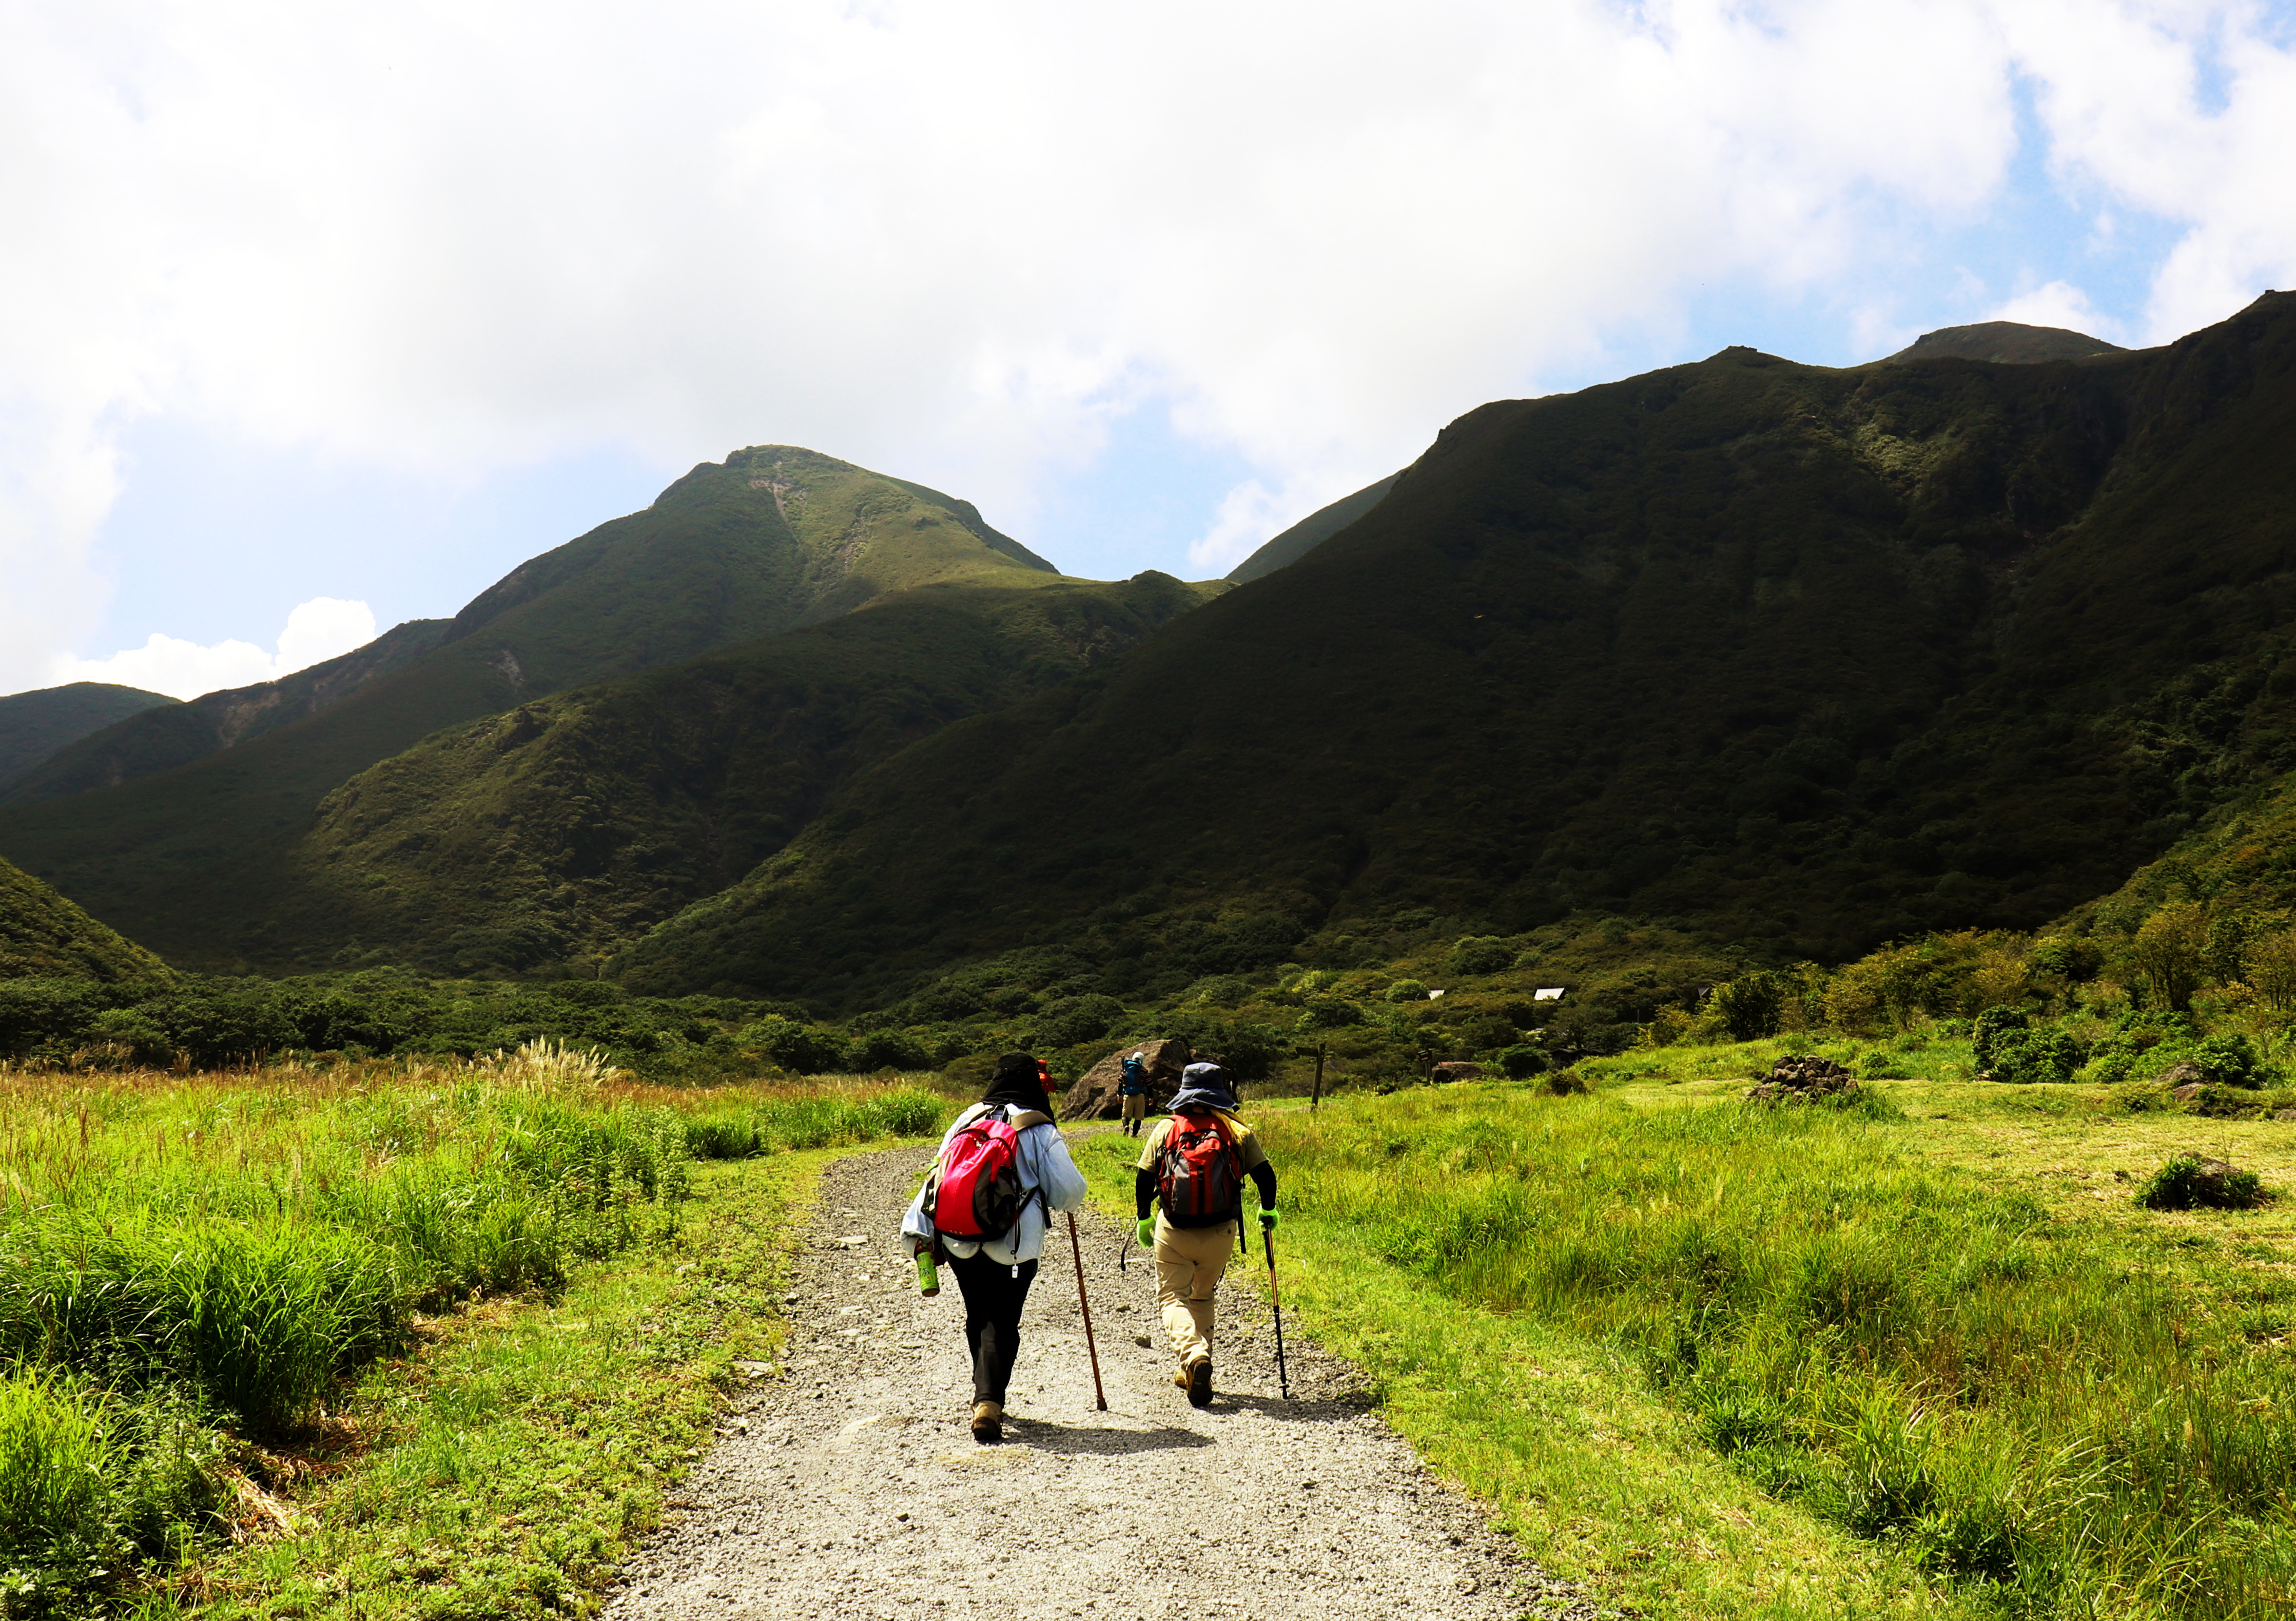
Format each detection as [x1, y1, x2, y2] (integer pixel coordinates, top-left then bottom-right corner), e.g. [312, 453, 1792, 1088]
[1186, 1359, 1213, 1408]
[970, 1401, 1003, 1444]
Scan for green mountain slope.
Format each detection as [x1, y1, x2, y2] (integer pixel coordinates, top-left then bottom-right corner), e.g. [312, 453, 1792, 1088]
[2060, 752, 2296, 939]
[8, 448, 1049, 810]
[0, 447, 1062, 958]
[1, 855, 174, 982]
[614, 299, 2296, 1006]
[142, 572, 1219, 976]
[0, 683, 179, 792]
[1226, 474, 1399, 583]
[1882, 321, 2126, 365]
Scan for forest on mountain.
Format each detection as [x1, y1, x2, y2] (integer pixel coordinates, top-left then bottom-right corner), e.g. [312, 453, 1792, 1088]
[3, 295, 2294, 1076]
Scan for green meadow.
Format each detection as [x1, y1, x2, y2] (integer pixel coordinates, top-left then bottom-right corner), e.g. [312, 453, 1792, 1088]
[0, 1049, 948, 1618]
[1089, 1037, 2296, 1619]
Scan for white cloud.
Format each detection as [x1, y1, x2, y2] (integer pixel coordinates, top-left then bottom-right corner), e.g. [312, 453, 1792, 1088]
[1987, 278, 2113, 336]
[53, 597, 377, 701]
[4, 1, 2295, 690]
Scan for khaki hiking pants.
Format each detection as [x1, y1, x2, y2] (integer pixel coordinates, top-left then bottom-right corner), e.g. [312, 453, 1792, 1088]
[1155, 1215, 1238, 1369]
[1121, 1094, 1146, 1123]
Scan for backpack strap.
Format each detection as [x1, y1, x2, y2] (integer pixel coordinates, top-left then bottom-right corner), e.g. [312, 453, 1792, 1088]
[1004, 1109, 1052, 1130]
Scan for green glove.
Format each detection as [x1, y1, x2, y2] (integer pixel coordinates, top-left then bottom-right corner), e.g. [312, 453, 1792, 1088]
[1136, 1218, 1155, 1247]
[1259, 1208, 1280, 1232]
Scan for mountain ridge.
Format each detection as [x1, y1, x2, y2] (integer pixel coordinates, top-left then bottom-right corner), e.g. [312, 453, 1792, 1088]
[0, 682, 180, 793]
[611, 295, 2296, 1006]
[0, 447, 1073, 955]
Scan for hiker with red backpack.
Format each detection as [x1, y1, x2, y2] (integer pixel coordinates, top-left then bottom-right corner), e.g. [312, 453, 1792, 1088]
[1134, 1060, 1277, 1408]
[901, 1052, 1087, 1443]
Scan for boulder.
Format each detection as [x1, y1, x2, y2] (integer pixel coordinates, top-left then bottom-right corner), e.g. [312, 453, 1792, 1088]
[1060, 1036, 1193, 1122]
[2158, 1061, 2206, 1089]
[1745, 1054, 1858, 1104]
[2171, 1081, 2206, 1103]
[1431, 1060, 1486, 1084]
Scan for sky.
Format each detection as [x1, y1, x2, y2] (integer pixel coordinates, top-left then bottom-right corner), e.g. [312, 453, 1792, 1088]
[5, 0, 2295, 700]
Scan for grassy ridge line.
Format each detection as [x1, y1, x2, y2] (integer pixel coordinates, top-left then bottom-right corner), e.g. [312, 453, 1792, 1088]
[1069, 1120, 1950, 1620]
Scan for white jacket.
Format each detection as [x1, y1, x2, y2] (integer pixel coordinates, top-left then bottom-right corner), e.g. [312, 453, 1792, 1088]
[900, 1102, 1087, 1266]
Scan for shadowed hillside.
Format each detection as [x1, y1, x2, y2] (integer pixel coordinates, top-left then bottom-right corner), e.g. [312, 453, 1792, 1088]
[0, 448, 1071, 959]
[118, 573, 1219, 975]
[0, 683, 179, 792]
[1227, 473, 1399, 583]
[0, 855, 174, 982]
[614, 299, 2296, 1006]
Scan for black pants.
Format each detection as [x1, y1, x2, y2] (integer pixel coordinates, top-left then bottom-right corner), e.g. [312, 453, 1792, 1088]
[948, 1251, 1039, 1405]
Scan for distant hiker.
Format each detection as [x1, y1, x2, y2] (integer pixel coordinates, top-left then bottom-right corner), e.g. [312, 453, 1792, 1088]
[1134, 1061, 1277, 1408]
[902, 1052, 1087, 1444]
[1118, 1049, 1151, 1136]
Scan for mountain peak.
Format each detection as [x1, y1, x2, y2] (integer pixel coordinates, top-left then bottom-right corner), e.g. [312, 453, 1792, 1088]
[1884, 320, 2125, 365]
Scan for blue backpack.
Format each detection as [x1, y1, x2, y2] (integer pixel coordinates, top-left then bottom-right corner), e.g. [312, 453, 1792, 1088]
[1119, 1055, 1147, 1094]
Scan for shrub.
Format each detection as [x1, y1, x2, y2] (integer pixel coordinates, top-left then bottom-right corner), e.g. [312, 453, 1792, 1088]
[2246, 928, 2296, 1013]
[1636, 1006, 1694, 1048]
[2130, 902, 2210, 1013]
[2185, 1031, 2270, 1089]
[738, 1015, 844, 1074]
[1036, 994, 1124, 1048]
[1294, 996, 1364, 1030]
[846, 1027, 933, 1073]
[0, 979, 104, 1055]
[86, 1007, 173, 1065]
[1710, 972, 1785, 1041]
[1982, 1024, 2082, 1085]
[1970, 1006, 2028, 1068]
[1446, 936, 1514, 976]
[1494, 1044, 1549, 1079]
[1384, 980, 1429, 1003]
[2135, 1155, 2266, 1210]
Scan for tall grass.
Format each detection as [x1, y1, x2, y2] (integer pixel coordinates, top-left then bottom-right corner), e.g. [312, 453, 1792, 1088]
[0, 1047, 950, 1615]
[676, 1083, 943, 1160]
[1268, 1086, 2296, 1617]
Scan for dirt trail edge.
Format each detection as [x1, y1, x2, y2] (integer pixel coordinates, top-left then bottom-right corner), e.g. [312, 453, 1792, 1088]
[603, 1141, 1599, 1621]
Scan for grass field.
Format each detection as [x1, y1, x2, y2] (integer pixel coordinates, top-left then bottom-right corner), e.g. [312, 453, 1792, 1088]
[0, 1050, 951, 1618]
[1083, 1032, 2296, 1619]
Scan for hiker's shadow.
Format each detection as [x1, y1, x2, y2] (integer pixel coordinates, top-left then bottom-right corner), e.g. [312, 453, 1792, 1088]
[1001, 1420, 1213, 1457]
[1208, 1391, 1370, 1421]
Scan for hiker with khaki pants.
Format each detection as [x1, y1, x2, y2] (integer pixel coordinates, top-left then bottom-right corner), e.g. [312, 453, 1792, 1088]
[1133, 1062, 1277, 1408]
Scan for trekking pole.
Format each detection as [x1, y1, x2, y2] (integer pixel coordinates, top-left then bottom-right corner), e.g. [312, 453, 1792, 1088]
[1262, 1222, 1290, 1399]
[1065, 1211, 1108, 1412]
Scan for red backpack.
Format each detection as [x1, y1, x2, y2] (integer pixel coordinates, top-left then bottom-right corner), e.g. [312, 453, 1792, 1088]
[1157, 1109, 1243, 1223]
[925, 1104, 1048, 1239]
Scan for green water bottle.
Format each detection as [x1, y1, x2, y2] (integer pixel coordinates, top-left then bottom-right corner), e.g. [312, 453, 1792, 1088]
[916, 1250, 940, 1297]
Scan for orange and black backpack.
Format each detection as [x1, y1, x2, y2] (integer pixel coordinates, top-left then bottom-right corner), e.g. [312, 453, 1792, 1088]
[1156, 1109, 1243, 1226]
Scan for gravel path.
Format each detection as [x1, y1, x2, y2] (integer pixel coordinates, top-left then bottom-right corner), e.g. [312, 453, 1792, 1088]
[604, 1140, 1596, 1620]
